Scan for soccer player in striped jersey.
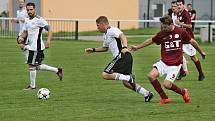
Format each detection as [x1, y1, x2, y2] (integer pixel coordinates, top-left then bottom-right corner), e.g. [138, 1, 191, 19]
[18, 2, 63, 90]
[166, 1, 178, 26]
[85, 16, 153, 102]
[130, 15, 206, 104]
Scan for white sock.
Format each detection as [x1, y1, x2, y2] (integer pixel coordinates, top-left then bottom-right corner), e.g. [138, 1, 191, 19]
[136, 85, 149, 97]
[38, 64, 58, 73]
[115, 73, 130, 82]
[29, 68, 36, 88]
[182, 56, 188, 72]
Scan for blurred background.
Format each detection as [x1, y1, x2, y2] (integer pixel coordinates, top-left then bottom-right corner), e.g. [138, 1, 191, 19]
[0, 0, 214, 41]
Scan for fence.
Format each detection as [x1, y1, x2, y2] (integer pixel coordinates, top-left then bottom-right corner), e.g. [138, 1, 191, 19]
[192, 20, 215, 43]
[0, 18, 215, 42]
[0, 18, 78, 39]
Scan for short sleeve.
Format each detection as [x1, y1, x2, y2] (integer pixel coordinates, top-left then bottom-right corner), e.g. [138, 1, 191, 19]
[103, 42, 109, 47]
[111, 28, 123, 38]
[152, 32, 162, 45]
[182, 30, 191, 44]
[37, 17, 48, 27]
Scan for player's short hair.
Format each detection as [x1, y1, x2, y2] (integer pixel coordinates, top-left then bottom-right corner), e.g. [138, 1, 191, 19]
[96, 16, 109, 24]
[187, 3, 192, 6]
[160, 16, 173, 25]
[177, 0, 185, 5]
[171, 1, 177, 4]
[26, 2, 35, 8]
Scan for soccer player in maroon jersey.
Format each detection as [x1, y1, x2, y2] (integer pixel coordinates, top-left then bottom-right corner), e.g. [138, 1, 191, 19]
[130, 15, 206, 104]
[175, 0, 205, 81]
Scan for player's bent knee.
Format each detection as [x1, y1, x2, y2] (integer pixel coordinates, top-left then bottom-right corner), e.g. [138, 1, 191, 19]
[191, 56, 198, 62]
[29, 67, 36, 71]
[102, 72, 109, 80]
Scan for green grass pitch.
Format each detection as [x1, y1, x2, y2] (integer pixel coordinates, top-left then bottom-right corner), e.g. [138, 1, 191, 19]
[0, 38, 215, 121]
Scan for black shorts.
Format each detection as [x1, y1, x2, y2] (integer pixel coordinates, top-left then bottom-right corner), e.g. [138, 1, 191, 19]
[104, 52, 133, 75]
[27, 50, 44, 66]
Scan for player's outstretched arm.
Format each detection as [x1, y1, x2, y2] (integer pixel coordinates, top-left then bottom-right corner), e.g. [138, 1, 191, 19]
[190, 38, 206, 59]
[85, 47, 108, 54]
[129, 38, 154, 51]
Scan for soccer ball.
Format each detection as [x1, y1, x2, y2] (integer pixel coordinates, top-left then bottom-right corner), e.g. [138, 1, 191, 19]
[37, 88, 50, 100]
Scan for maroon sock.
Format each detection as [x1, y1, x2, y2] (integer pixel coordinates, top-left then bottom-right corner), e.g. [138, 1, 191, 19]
[170, 83, 184, 95]
[151, 79, 168, 99]
[195, 60, 204, 76]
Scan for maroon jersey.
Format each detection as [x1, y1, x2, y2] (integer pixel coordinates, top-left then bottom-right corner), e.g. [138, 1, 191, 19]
[152, 26, 191, 66]
[177, 9, 194, 38]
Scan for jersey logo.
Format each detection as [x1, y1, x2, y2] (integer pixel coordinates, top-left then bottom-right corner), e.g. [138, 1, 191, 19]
[165, 40, 181, 49]
[175, 34, 179, 38]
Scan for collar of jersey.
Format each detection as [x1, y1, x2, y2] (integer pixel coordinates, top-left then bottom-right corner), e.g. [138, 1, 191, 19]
[29, 15, 37, 20]
[105, 26, 111, 34]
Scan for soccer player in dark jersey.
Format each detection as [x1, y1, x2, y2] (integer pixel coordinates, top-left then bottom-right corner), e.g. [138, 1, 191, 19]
[130, 15, 206, 104]
[85, 16, 153, 102]
[165, 1, 179, 26]
[165, 1, 177, 16]
[187, 3, 196, 31]
[175, 0, 205, 81]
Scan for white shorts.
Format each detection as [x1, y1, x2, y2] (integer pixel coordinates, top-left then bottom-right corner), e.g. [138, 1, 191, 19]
[153, 60, 182, 82]
[183, 44, 196, 56]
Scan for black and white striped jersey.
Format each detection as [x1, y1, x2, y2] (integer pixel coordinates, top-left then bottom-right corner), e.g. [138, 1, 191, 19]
[22, 15, 48, 51]
[103, 27, 123, 58]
